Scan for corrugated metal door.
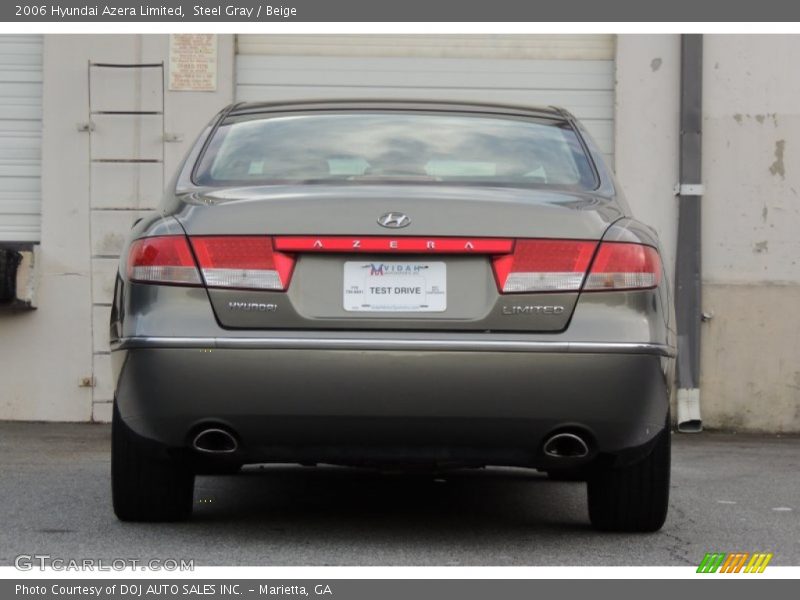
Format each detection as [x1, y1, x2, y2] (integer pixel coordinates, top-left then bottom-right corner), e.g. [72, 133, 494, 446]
[236, 35, 615, 162]
[0, 35, 42, 243]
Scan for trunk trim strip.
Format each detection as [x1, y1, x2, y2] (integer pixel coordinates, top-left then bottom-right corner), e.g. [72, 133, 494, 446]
[273, 236, 514, 254]
[112, 336, 676, 357]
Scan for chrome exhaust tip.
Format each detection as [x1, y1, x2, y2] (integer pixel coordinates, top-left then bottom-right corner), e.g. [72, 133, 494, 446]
[543, 432, 589, 459]
[192, 428, 238, 454]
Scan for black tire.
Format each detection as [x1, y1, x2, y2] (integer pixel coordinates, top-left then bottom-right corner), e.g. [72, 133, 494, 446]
[112, 405, 195, 522]
[587, 428, 670, 532]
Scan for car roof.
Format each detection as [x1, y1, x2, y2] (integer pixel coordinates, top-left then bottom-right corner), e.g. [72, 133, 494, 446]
[226, 99, 571, 120]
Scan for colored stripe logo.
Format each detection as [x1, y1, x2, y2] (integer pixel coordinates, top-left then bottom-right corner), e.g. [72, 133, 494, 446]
[697, 552, 773, 573]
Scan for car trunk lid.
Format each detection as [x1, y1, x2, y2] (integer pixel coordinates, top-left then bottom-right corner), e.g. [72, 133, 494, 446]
[171, 184, 623, 332]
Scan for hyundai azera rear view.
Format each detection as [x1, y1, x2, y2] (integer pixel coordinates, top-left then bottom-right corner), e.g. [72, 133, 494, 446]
[110, 100, 675, 531]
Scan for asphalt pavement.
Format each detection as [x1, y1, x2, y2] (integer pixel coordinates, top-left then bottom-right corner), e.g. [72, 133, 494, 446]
[0, 422, 797, 566]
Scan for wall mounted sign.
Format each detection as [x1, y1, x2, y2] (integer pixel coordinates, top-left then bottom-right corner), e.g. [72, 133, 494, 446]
[169, 34, 217, 91]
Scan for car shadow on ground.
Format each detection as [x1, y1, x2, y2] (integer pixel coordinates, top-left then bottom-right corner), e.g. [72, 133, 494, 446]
[189, 465, 594, 534]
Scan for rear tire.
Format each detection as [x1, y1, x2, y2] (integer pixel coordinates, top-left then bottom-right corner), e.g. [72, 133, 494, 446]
[112, 405, 195, 522]
[587, 427, 670, 532]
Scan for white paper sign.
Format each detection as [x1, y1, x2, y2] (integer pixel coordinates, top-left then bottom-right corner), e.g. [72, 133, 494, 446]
[169, 34, 218, 92]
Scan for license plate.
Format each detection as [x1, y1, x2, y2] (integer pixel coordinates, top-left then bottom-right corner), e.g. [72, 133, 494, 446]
[343, 261, 446, 312]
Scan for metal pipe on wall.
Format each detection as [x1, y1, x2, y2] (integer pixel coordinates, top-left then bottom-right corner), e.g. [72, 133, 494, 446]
[675, 34, 704, 432]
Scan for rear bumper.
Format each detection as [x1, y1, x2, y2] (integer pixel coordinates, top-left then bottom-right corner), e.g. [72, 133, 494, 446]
[112, 337, 674, 469]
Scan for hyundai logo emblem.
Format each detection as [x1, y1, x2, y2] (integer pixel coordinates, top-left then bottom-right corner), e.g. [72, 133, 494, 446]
[377, 212, 411, 229]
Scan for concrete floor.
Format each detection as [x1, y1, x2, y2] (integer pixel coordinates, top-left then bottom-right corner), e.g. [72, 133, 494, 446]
[0, 422, 797, 566]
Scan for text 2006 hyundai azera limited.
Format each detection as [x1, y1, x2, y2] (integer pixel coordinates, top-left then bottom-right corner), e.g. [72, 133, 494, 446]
[110, 100, 676, 531]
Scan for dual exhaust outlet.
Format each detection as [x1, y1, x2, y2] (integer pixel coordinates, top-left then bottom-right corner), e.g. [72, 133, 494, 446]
[192, 427, 589, 459]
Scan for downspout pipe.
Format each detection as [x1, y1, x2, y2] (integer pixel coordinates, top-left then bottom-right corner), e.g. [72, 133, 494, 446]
[675, 34, 704, 432]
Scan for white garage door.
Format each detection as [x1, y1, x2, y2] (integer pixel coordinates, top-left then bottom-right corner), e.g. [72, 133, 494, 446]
[236, 35, 615, 163]
[0, 35, 42, 243]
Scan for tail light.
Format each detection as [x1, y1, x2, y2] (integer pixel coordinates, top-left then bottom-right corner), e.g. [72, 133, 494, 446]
[492, 239, 660, 293]
[190, 236, 295, 290]
[127, 235, 295, 290]
[127, 236, 202, 286]
[583, 242, 661, 291]
[492, 240, 597, 293]
[127, 234, 658, 294]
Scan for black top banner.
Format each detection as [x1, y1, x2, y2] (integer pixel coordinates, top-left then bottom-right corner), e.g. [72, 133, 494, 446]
[2, 0, 798, 22]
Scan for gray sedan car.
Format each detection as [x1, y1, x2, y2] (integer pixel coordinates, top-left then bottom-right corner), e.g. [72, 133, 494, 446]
[110, 100, 675, 531]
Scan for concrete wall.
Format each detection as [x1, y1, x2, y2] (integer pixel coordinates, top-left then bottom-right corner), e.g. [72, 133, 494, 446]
[700, 35, 800, 432]
[0, 35, 234, 422]
[0, 37, 94, 421]
[87, 35, 235, 422]
[613, 34, 681, 419]
[615, 34, 800, 432]
[614, 35, 680, 281]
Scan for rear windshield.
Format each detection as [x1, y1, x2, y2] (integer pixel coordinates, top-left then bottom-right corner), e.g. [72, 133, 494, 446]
[193, 111, 597, 190]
